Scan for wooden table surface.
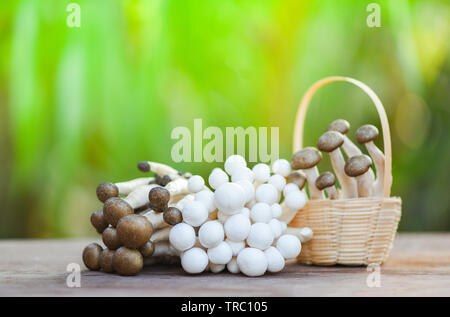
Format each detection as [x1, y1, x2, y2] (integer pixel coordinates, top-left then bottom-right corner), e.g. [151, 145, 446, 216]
[0, 233, 449, 297]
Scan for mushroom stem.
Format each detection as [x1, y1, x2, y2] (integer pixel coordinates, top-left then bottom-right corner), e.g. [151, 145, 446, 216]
[150, 227, 171, 243]
[279, 202, 298, 224]
[165, 178, 190, 196]
[356, 174, 372, 197]
[138, 161, 179, 177]
[152, 241, 181, 257]
[124, 184, 158, 209]
[329, 150, 357, 198]
[344, 155, 373, 198]
[366, 141, 385, 197]
[115, 177, 155, 196]
[142, 210, 169, 230]
[304, 166, 323, 199]
[284, 227, 313, 243]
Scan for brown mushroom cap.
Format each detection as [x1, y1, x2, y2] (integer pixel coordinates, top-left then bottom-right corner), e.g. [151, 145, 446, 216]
[291, 147, 322, 170]
[155, 174, 172, 186]
[96, 182, 119, 203]
[113, 247, 143, 276]
[344, 155, 373, 177]
[163, 207, 183, 225]
[82, 243, 103, 271]
[286, 171, 307, 189]
[149, 187, 170, 212]
[99, 249, 115, 273]
[102, 227, 122, 250]
[137, 161, 151, 172]
[90, 209, 108, 234]
[355, 124, 379, 144]
[139, 241, 155, 257]
[315, 172, 336, 190]
[103, 197, 134, 227]
[116, 214, 153, 249]
[328, 119, 350, 135]
[317, 131, 344, 152]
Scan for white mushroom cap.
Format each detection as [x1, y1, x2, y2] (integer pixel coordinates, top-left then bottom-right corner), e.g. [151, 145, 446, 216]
[237, 248, 268, 277]
[224, 213, 251, 241]
[235, 179, 255, 203]
[284, 190, 307, 211]
[247, 223, 274, 250]
[250, 202, 272, 223]
[299, 227, 313, 242]
[270, 203, 282, 218]
[240, 207, 250, 218]
[283, 183, 300, 197]
[169, 223, 196, 251]
[198, 220, 224, 248]
[268, 174, 286, 192]
[276, 234, 301, 259]
[264, 246, 285, 273]
[226, 257, 240, 274]
[188, 175, 205, 193]
[252, 163, 271, 183]
[231, 166, 254, 183]
[226, 239, 245, 256]
[271, 159, 291, 177]
[224, 155, 247, 175]
[208, 168, 229, 190]
[268, 218, 283, 238]
[194, 189, 216, 213]
[209, 263, 225, 273]
[255, 183, 278, 205]
[181, 247, 209, 274]
[182, 200, 209, 227]
[207, 241, 233, 265]
[217, 210, 230, 224]
[214, 182, 246, 215]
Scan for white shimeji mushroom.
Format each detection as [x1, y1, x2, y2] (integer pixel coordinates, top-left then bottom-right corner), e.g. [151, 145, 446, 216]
[271, 159, 291, 177]
[194, 189, 216, 213]
[276, 234, 301, 259]
[224, 155, 247, 175]
[208, 168, 229, 190]
[226, 239, 245, 256]
[264, 246, 285, 273]
[284, 190, 307, 210]
[268, 218, 283, 239]
[198, 220, 224, 248]
[214, 182, 246, 215]
[209, 263, 225, 273]
[188, 175, 205, 193]
[169, 223, 196, 251]
[226, 257, 240, 274]
[268, 174, 286, 192]
[250, 202, 272, 223]
[235, 179, 255, 203]
[247, 223, 274, 250]
[252, 163, 271, 183]
[182, 200, 209, 227]
[224, 213, 251, 242]
[237, 248, 268, 277]
[231, 167, 254, 183]
[207, 241, 233, 265]
[255, 183, 278, 205]
[181, 247, 209, 274]
[270, 203, 282, 219]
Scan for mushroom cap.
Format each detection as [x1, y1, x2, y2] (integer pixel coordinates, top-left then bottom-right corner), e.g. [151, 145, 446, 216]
[148, 187, 170, 212]
[355, 124, 379, 144]
[286, 171, 307, 190]
[113, 247, 143, 276]
[102, 227, 122, 250]
[276, 234, 301, 259]
[291, 147, 322, 170]
[82, 243, 103, 271]
[103, 197, 133, 227]
[224, 213, 251, 241]
[328, 119, 350, 135]
[317, 131, 344, 152]
[90, 209, 108, 234]
[181, 247, 209, 274]
[137, 161, 151, 172]
[236, 248, 268, 277]
[116, 214, 153, 249]
[155, 174, 172, 186]
[163, 207, 183, 225]
[99, 249, 115, 273]
[344, 155, 373, 177]
[198, 220, 225, 249]
[315, 171, 336, 190]
[96, 182, 119, 203]
[139, 241, 155, 257]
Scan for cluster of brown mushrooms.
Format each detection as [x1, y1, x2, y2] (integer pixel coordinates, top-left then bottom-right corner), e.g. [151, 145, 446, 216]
[82, 161, 192, 276]
[291, 119, 385, 200]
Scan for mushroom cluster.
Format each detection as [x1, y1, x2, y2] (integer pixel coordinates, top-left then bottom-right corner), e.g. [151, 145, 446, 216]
[83, 156, 313, 277]
[291, 119, 385, 200]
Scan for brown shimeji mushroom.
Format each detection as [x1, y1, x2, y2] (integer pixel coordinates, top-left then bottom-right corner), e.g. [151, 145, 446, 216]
[344, 155, 373, 197]
[116, 214, 153, 249]
[99, 249, 115, 273]
[113, 247, 143, 276]
[328, 119, 375, 181]
[137, 161, 179, 177]
[102, 227, 122, 250]
[96, 177, 154, 203]
[291, 147, 323, 199]
[103, 184, 157, 227]
[163, 207, 183, 225]
[317, 131, 357, 198]
[315, 172, 338, 199]
[139, 241, 155, 257]
[148, 187, 170, 212]
[285, 171, 307, 190]
[90, 209, 108, 233]
[82, 243, 103, 271]
[355, 124, 385, 198]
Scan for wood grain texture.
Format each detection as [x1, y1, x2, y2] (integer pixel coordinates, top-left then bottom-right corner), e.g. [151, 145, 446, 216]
[0, 234, 449, 297]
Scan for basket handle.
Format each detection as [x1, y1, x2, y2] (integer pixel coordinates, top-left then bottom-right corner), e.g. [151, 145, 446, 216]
[292, 76, 392, 198]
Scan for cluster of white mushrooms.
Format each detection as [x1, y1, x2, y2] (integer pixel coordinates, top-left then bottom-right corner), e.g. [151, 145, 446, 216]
[82, 155, 313, 277]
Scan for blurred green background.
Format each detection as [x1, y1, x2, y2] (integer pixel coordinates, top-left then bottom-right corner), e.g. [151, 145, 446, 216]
[0, 0, 449, 238]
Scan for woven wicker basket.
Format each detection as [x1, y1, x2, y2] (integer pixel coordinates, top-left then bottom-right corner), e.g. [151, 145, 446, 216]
[289, 76, 402, 266]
